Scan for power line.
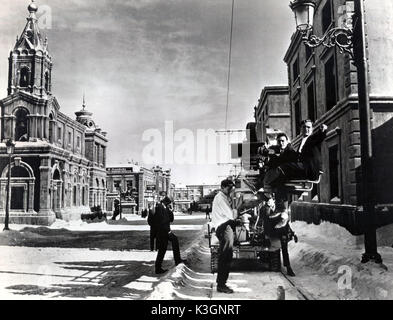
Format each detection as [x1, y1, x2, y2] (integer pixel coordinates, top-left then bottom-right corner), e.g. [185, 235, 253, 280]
[225, 0, 235, 130]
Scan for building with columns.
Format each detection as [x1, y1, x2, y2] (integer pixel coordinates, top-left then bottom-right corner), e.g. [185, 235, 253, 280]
[0, 2, 107, 225]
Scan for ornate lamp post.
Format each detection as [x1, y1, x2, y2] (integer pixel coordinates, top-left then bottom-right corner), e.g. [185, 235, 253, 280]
[289, 0, 382, 264]
[4, 139, 15, 231]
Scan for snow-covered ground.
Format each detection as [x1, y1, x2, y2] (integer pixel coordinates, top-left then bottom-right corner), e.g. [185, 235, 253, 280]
[7, 215, 205, 232]
[0, 245, 165, 300]
[2, 214, 393, 300]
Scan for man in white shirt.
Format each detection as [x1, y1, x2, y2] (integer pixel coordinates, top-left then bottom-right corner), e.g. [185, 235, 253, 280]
[211, 179, 236, 294]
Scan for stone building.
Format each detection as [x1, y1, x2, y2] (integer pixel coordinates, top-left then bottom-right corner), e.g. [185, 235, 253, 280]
[106, 164, 171, 215]
[0, 2, 107, 225]
[173, 186, 190, 213]
[283, 0, 393, 233]
[173, 184, 219, 212]
[254, 86, 291, 144]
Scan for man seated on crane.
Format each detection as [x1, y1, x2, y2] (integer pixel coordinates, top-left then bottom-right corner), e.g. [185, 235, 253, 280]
[262, 120, 328, 226]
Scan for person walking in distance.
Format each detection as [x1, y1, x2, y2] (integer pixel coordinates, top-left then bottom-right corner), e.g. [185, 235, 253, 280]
[211, 179, 237, 294]
[205, 205, 211, 220]
[111, 199, 121, 221]
[154, 196, 186, 274]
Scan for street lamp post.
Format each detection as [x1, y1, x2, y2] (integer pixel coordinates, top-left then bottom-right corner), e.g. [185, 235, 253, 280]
[4, 139, 15, 231]
[289, 0, 382, 264]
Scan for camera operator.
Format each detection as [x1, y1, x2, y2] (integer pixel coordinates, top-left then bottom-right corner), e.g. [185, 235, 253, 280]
[211, 179, 239, 294]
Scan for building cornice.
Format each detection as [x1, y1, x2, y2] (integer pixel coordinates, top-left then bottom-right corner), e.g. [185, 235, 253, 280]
[284, 30, 303, 63]
[1, 91, 48, 106]
[256, 85, 289, 115]
[57, 111, 87, 132]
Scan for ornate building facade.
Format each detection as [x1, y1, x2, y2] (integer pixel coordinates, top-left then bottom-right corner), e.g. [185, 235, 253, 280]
[0, 2, 107, 225]
[106, 164, 172, 216]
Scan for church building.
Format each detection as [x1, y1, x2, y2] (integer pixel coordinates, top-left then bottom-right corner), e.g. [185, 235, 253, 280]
[0, 2, 108, 225]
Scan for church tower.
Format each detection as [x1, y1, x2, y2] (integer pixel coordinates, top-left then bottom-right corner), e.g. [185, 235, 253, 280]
[8, 0, 53, 98]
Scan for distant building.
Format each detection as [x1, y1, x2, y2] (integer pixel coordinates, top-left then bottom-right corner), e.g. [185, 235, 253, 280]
[283, 0, 393, 233]
[106, 164, 171, 215]
[0, 3, 107, 225]
[173, 184, 219, 212]
[254, 86, 291, 144]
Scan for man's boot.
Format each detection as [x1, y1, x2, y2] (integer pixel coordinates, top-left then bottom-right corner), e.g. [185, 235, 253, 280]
[286, 265, 296, 277]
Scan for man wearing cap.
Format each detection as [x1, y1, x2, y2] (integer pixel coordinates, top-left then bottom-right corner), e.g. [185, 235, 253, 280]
[211, 179, 237, 294]
[154, 196, 186, 274]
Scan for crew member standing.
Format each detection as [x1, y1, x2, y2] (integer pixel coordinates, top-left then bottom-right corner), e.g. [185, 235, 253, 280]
[211, 179, 237, 294]
[154, 197, 186, 274]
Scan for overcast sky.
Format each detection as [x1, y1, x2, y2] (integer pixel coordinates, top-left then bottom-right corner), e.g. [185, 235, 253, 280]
[0, 0, 295, 185]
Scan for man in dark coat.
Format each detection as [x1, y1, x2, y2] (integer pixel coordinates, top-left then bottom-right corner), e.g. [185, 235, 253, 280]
[263, 133, 298, 170]
[111, 199, 121, 221]
[154, 197, 186, 274]
[256, 133, 297, 190]
[147, 205, 157, 251]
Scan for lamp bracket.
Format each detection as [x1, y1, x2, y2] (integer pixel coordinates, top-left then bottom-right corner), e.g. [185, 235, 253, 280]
[302, 26, 354, 59]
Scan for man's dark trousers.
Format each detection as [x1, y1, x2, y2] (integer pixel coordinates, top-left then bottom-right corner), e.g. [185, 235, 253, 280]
[155, 230, 181, 271]
[150, 227, 157, 251]
[216, 224, 234, 287]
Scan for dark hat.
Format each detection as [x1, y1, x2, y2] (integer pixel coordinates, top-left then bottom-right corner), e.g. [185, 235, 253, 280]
[221, 178, 235, 189]
[162, 196, 172, 205]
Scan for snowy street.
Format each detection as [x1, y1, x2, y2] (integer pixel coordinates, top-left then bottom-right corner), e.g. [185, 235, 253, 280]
[1, 212, 393, 300]
[0, 213, 207, 299]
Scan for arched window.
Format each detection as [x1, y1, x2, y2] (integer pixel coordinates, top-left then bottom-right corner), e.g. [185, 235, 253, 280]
[53, 169, 60, 181]
[82, 187, 85, 206]
[15, 108, 29, 141]
[73, 186, 77, 206]
[44, 71, 50, 92]
[20, 67, 29, 87]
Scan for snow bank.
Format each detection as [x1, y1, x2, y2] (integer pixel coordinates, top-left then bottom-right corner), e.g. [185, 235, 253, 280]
[291, 221, 362, 247]
[289, 221, 393, 300]
[9, 219, 202, 232]
[292, 220, 393, 248]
